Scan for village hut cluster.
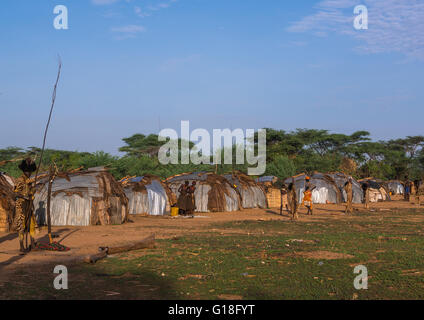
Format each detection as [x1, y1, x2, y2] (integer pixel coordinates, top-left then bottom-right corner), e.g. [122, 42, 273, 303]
[0, 163, 422, 232]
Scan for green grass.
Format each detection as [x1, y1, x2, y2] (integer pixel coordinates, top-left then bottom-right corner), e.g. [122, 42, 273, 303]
[1, 210, 424, 300]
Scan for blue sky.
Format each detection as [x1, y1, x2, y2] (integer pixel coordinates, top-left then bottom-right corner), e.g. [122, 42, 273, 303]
[0, 0, 423, 155]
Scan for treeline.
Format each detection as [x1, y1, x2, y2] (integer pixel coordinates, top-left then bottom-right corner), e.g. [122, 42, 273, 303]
[1, 130, 423, 181]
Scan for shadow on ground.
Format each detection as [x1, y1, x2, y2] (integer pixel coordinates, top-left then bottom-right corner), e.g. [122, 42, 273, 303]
[1, 262, 183, 300]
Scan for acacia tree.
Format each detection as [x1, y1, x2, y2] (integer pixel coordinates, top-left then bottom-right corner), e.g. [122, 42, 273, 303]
[119, 133, 195, 158]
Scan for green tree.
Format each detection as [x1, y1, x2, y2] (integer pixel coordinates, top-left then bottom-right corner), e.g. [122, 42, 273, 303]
[265, 155, 296, 181]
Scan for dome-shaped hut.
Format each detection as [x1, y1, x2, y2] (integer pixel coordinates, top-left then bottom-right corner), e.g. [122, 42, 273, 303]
[284, 173, 343, 204]
[386, 180, 405, 195]
[165, 172, 240, 213]
[327, 172, 364, 204]
[34, 167, 128, 227]
[223, 171, 267, 209]
[120, 175, 176, 216]
[358, 178, 390, 202]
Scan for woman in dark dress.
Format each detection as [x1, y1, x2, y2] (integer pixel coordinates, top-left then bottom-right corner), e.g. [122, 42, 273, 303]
[185, 181, 197, 215]
[177, 181, 189, 215]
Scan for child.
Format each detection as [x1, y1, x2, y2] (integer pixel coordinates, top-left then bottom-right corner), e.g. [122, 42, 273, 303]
[302, 186, 313, 215]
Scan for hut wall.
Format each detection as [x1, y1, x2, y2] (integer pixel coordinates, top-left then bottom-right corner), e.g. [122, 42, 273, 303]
[0, 174, 15, 232]
[147, 180, 169, 215]
[195, 184, 211, 212]
[239, 186, 267, 208]
[265, 188, 287, 209]
[224, 173, 267, 209]
[368, 187, 389, 202]
[224, 186, 240, 212]
[312, 187, 338, 204]
[0, 197, 13, 232]
[387, 182, 404, 195]
[37, 193, 91, 226]
[125, 180, 169, 216]
[125, 189, 149, 215]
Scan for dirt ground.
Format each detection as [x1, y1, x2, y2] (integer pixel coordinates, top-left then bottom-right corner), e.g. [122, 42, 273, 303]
[0, 200, 422, 280]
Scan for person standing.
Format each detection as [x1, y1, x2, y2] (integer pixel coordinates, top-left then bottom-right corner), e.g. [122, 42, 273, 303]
[280, 184, 287, 215]
[344, 178, 353, 214]
[305, 176, 316, 192]
[362, 182, 370, 209]
[185, 181, 197, 216]
[13, 158, 37, 253]
[287, 180, 298, 220]
[404, 179, 411, 201]
[177, 181, 189, 215]
[302, 186, 313, 215]
[411, 181, 417, 196]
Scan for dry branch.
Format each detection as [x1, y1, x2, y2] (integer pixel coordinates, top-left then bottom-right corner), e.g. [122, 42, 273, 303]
[83, 234, 155, 264]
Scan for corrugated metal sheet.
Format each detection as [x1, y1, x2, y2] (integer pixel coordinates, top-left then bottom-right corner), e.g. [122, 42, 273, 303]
[34, 180, 94, 226]
[125, 179, 169, 215]
[223, 174, 267, 209]
[167, 172, 209, 183]
[255, 176, 276, 183]
[125, 189, 149, 215]
[239, 186, 267, 208]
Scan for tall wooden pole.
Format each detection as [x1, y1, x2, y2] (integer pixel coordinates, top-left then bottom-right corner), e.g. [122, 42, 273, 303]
[46, 166, 54, 244]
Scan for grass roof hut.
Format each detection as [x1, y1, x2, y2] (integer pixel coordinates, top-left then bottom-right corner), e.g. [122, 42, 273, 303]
[223, 171, 267, 209]
[120, 175, 176, 216]
[34, 167, 129, 227]
[0, 172, 15, 232]
[165, 172, 240, 213]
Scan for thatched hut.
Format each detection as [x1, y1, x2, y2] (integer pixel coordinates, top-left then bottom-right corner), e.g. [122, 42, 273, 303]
[120, 175, 176, 216]
[256, 176, 287, 209]
[358, 178, 390, 202]
[327, 172, 364, 204]
[284, 173, 343, 204]
[34, 167, 128, 227]
[223, 172, 267, 209]
[165, 172, 240, 213]
[0, 172, 15, 232]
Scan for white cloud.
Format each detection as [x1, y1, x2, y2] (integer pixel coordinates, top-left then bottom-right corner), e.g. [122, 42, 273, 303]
[111, 25, 146, 39]
[141, 0, 178, 15]
[287, 0, 424, 60]
[91, 0, 120, 5]
[135, 6, 151, 18]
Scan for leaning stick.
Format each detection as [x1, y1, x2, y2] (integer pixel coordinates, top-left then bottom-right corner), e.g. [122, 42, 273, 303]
[34, 57, 62, 186]
[0, 158, 24, 167]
